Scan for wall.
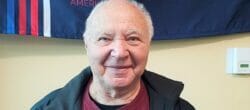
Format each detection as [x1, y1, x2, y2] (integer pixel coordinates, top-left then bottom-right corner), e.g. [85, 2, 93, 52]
[1, 33, 250, 110]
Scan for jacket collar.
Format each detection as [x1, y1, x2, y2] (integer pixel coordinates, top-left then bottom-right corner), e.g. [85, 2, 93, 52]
[47, 67, 184, 110]
[47, 67, 92, 110]
[142, 70, 184, 110]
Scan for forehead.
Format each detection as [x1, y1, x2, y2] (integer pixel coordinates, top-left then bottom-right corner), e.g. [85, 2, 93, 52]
[88, 2, 149, 36]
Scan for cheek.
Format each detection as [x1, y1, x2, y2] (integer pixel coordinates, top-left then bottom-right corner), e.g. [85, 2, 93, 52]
[131, 46, 149, 70]
[86, 46, 110, 66]
[86, 46, 110, 77]
[137, 51, 148, 67]
[138, 45, 149, 60]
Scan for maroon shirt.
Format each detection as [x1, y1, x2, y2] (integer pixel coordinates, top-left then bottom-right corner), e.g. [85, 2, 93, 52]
[82, 80, 149, 110]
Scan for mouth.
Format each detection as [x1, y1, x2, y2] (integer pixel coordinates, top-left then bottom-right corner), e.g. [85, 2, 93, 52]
[105, 65, 132, 74]
[104, 65, 133, 78]
[105, 65, 132, 69]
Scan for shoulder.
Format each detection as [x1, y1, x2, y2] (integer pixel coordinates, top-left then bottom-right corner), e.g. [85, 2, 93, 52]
[31, 67, 92, 110]
[174, 98, 195, 110]
[143, 70, 184, 87]
[142, 70, 195, 110]
[142, 70, 184, 99]
[31, 89, 61, 110]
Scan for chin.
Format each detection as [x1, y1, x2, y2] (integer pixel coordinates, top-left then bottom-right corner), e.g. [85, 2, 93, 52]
[107, 78, 133, 88]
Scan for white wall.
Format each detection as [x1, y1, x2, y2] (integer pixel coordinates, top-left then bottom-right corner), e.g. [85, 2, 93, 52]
[1, 33, 250, 110]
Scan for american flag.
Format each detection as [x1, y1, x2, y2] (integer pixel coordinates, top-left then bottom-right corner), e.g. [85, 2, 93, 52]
[0, 0, 250, 40]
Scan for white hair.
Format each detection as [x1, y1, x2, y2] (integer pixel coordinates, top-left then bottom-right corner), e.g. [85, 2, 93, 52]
[83, 0, 154, 40]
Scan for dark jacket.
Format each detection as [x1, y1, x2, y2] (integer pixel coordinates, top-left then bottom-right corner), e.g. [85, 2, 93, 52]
[31, 67, 195, 110]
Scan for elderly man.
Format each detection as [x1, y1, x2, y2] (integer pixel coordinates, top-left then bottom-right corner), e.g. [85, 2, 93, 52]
[31, 0, 194, 110]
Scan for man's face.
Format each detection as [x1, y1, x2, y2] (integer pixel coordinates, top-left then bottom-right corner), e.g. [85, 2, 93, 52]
[84, 3, 151, 88]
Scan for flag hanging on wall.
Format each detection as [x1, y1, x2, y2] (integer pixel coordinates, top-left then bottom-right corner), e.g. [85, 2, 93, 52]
[0, 0, 250, 40]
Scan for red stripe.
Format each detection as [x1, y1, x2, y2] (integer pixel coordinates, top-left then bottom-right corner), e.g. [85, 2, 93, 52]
[19, 0, 26, 35]
[31, 0, 39, 36]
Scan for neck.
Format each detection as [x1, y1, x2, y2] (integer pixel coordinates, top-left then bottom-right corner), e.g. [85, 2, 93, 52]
[89, 78, 141, 105]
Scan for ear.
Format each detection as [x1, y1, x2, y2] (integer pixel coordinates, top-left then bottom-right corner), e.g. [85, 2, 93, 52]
[83, 38, 88, 49]
[84, 43, 87, 49]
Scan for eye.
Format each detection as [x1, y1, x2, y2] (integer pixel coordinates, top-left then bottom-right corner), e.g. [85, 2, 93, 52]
[96, 37, 112, 46]
[98, 37, 111, 41]
[127, 36, 141, 45]
[128, 37, 139, 41]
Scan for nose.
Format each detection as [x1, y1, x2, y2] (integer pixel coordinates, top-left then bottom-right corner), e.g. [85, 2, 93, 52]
[110, 39, 129, 58]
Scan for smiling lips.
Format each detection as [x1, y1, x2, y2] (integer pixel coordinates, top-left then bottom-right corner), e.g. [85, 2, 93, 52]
[105, 65, 132, 75]
[106, 65, 132, 69]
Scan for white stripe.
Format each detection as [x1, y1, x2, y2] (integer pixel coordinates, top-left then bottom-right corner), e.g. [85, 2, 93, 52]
[43, 0, 51, 37]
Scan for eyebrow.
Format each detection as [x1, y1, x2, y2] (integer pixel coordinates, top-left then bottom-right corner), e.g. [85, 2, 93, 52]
[103, 32, 114, 37]
[126, 30, 142, 36]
